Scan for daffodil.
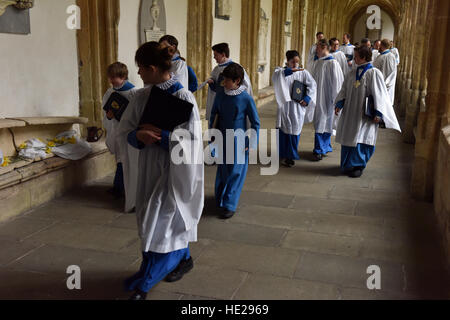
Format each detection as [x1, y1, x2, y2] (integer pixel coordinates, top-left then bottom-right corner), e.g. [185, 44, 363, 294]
[1, 157, 10, 167]
[68, 136, 77, 144]
[19, 143, 27, 150]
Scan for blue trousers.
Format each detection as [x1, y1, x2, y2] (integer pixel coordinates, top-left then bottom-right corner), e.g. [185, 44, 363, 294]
[113, 162, 124, 193]
[124, 247, 191, 293]
[215, 159, 249, 212]
[341, 144, 375, 172]
[314, 133, 333, 155]
[279, 131, 301, 160]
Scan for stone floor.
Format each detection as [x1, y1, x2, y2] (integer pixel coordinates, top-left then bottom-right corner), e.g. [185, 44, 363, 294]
[0, 101, 449, 300]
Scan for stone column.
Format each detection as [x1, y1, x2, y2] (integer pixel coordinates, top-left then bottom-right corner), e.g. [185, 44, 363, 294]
[412, 0, 450, 201]
[76, 0, 120, 129]
[240, 0, 261, 97]
[187, 0, 213, 110]
[270, 0, 287, 82]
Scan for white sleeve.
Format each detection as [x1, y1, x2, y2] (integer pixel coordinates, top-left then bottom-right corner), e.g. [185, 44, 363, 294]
[272, 67, 292, 106]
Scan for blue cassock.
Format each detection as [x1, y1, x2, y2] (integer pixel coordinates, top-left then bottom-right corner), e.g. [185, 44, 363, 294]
[210, 90, 260, 212]
[187, 65, 198, 93]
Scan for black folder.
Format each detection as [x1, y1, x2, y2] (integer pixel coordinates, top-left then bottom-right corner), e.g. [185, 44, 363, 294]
[140, 86, 194, 131]
[345, 54, 354, 62]
[103, 92, 130, 121]
[291, 80, 307, 104]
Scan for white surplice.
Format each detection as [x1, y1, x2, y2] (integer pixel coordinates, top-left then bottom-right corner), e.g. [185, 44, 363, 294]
[311, 55, 345, 135]
[118, 78, 204, 253]
[272, 67, 317, 135]
[335, 63, 401, 148]
[373, 51, 398, 105]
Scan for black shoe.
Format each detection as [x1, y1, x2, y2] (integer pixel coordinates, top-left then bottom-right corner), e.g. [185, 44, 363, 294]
[220, 209, 235, 220]
[348, 168, 363, 178]
[313, 153, 323, 161]
[129, 290, 147, 300]
[165, 257, 194, 283]
[282, 159, 294, 168]
[287, 159, 295, 166]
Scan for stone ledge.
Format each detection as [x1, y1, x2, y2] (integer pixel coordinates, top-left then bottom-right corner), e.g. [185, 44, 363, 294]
[0, 138, 109, 191]
[6, 117, 88, 126]
[0, 119, 26, 129]
[0, 142, 115, 224]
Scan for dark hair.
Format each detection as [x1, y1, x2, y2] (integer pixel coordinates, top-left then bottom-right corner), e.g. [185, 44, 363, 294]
[344, 33, 351, 40]
[135, 41, 174, 72]
[159, 35, 179, 49]
[329, 37, 338, 46]
[380, 39, 391, 49]
[286, 50, 299, 61]
[107, 62, 129, 80]
[317, 39, 330, 50]
[212, 43, 230, 58]
[316, 32, 324, 37]
[361, 38, 370, 45]
[222, 63, 244, 85]
[355, 46, 372, 62]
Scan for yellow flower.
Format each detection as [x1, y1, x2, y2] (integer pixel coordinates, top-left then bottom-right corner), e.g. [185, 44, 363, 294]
[19, 143, 27, 150]
[68, 136, 77, 144]
[1, 157, 10, 167]
[47, 141, 56, 148]
[45, 147, 52, 154]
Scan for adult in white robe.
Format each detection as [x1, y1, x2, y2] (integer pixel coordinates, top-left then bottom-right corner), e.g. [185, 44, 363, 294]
[329, 38, 350, 76]
[307, 32, 325, 72]
[272, 56, 317, 166]
[335, 47, 401, 178]
[170, 53, 189, 89]
[340, 33, 356, 73]
[311, 41, 345, 161]
[206, 59, 252, 122]
[102, 81, 139, 213]
[373, 48, 397, 105]
[391, 47, 400, 65]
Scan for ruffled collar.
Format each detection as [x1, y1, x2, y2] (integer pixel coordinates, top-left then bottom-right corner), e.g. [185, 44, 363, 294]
[225, 85, 247, 96]
[155, 73, 178, 90]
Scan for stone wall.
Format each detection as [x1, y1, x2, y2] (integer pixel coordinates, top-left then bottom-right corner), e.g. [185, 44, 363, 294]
[435, 126, 450, 266]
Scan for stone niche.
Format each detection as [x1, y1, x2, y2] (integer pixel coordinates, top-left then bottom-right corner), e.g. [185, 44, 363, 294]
[139, 0, 167, 45]
[0, 0, 34, 35]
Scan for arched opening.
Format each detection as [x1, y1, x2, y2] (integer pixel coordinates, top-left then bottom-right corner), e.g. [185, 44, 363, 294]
[349, 6, 396, 44]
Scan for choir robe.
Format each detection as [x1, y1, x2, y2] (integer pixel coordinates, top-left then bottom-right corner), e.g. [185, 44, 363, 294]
[339, 43, 356, 73]
[311, 55, 345, 155]
[206, 59, 253, 122]
[171, 54, 189, 89]
[335, 62, 401, 171]
[119, 76, 204, 293]
[272, 67, 317, 160]
[331, 50, 349, 76]
[209, 86, 260, 212]
[373, 50, 397, 105]
[102, 81, 139, 212]
[306, 44, 317, 71]
[391, 47, 400, 65]
[372, 49, 380, 62]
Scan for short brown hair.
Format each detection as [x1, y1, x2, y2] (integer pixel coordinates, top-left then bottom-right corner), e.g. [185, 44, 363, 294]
[355, 46, 372, 62]
[107, 62, 128, 79]
[380, 39, 391, 49]
[212, 43, 230, 58]
[317, 39, 330, 50]
[222, 63, 244, 85]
